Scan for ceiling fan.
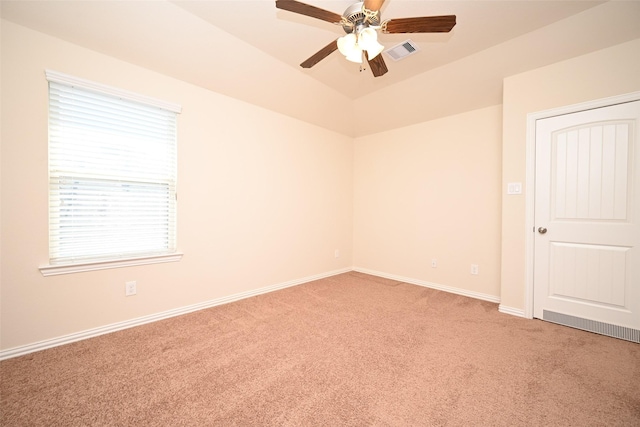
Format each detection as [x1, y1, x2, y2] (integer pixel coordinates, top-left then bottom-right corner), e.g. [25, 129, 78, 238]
[275, 0, 456, 77]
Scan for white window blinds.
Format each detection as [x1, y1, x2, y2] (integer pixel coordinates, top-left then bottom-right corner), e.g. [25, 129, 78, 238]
[47, 71, 180, 265]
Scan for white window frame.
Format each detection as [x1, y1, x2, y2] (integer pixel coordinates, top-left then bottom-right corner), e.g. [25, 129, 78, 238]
[40, 70, 183, 276]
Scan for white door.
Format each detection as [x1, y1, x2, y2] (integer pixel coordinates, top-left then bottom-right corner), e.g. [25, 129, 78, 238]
[533, 100, 640, 341]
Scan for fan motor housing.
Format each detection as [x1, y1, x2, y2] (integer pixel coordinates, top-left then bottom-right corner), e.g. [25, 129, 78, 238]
[341, 1, 381, 33]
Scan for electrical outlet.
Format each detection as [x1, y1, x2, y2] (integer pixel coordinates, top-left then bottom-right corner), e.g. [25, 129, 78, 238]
[125, 281, 137, 296]
[431, 258, 437, 268]
[334, 249, 340, 258]
[471, 264, 479, 275]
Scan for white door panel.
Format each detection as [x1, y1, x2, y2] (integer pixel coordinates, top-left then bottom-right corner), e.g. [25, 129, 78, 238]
[534, 100, 640, 337]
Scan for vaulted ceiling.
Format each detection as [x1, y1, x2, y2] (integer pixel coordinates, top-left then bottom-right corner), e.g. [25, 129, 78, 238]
[3, 1, 640, 136]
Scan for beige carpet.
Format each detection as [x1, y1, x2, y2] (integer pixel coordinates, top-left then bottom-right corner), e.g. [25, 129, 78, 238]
[1, 272, 639, 426]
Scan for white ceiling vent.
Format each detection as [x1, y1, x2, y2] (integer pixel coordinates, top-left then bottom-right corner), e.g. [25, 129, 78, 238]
[385, 40, 420, 61]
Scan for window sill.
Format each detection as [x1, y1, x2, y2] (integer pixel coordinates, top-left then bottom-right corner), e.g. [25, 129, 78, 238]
[39, 253, 183, 276]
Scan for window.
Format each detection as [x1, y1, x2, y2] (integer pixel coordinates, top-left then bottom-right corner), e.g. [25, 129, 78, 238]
[42, 70, 182, 275]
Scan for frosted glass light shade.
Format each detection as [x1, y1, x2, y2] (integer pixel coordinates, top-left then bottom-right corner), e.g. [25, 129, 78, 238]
[345, 48, 363, 63]
[358, 27, 377, 49]
[338, 33, 362, 63]
[358, 27, 384, 60]
[365, 41, 384, 59]
[337, 33, 357, 57]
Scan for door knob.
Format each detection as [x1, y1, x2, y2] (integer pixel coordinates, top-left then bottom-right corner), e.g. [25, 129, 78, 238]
[538, 227, 547, 234]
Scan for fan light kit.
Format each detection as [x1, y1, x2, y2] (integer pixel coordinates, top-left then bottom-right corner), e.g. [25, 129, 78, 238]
[335, 2, 384, 64]
[275, 0, 456, 77]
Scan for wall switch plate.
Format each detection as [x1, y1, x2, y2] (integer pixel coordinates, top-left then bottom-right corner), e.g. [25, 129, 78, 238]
[507, 182, 522, 195]
[125, 281, 137, 296]
[431, 259, 437, 268]
[471, 264, 479, 275]
[334, 249, 340, 258]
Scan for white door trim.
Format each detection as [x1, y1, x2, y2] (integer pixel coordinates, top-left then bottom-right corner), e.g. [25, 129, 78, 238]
[524, 91, 640, 319]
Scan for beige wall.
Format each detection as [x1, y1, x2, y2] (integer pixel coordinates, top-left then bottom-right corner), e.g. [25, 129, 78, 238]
[0, 21, 353, 351]
[500, 38, 640, 311]
[353, 106, 503, 299]
[3, 16, 640, 354]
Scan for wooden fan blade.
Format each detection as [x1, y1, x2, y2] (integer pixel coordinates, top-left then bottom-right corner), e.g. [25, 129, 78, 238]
[275, 0, 342, 24]
[300, 40, 338, 68]
[383, 15, 456, 33]
[365, 51, 388, 77]
[364, 0, 385, 12]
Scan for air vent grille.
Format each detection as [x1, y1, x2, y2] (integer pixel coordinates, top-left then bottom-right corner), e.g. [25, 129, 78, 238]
[543, 310, 640, 343]
[385, 40, 420, 61]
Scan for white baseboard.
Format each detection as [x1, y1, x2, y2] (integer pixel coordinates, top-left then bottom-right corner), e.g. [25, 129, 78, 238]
[0, 267, 352, 361]
[353, 267, 501, 303]
[498, 304, 527, 318]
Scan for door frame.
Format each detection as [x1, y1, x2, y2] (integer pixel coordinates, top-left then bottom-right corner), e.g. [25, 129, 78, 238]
[524, 91, 640, 319]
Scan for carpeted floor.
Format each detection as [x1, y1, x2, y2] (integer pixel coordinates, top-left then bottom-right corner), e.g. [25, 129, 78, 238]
[1, 272, 639, 426]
